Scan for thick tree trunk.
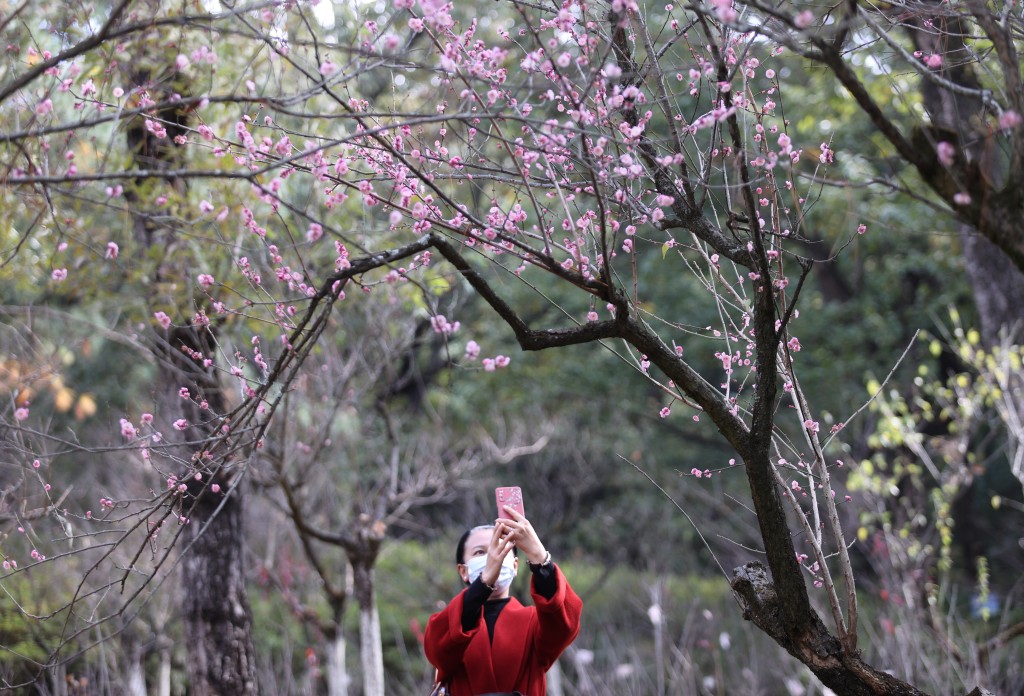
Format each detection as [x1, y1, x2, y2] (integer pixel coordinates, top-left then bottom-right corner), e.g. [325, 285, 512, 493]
[155, 327, 258, 696]
[179, 477, 258, 695]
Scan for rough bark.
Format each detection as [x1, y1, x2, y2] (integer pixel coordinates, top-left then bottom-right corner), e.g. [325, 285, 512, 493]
[156, 326, 258, 696]
[178, 476, 257, 695]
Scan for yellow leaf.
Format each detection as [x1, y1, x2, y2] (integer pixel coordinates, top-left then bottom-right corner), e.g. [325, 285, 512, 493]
[75, 394, 97, 420]
[967, 328, 980, 345]
[858, 527, 868, 542]
[929, 340, 942, 358]
[428, 276, 451, 295]
[662, 241, 671, 259]
[54, 387, 74, 413]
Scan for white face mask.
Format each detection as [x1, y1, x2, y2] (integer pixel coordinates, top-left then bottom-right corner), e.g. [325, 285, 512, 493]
[465, 553, 516, 590]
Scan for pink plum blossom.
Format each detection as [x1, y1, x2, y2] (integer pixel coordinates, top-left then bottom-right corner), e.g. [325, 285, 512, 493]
[999, 110, 1022, 130]
[120, 418, 137, 439]
[794, 10, 814, 27]
[936, 141, 955, 167]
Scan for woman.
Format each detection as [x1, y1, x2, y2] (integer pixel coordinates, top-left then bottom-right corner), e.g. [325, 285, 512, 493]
[424, 506, 583, 696]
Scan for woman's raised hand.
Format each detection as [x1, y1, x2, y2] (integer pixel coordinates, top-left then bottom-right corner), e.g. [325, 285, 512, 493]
[481, 524, 516, 588]
[497, 506, 548, 565]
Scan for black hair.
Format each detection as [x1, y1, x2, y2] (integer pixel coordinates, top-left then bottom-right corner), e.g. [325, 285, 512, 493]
[455, 525, 518, 565]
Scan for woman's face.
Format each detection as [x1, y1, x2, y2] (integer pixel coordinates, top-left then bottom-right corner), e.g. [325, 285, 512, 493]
[458, 527, 494, 583]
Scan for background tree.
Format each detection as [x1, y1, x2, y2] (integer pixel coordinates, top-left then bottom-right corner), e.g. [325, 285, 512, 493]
[1, 0, 1022, 694]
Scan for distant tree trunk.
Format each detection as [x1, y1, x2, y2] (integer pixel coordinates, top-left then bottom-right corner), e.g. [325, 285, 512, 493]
[906, 5, 1024, 342]
[546, 661, 564, 696]
[346, 516, 386, 696]
[326, 630, 350, 696]
[352, 556, 384, 696]
[960, 230, 1024, 345]
[125, 648, 147, 696]
[158, 645, 172, 696]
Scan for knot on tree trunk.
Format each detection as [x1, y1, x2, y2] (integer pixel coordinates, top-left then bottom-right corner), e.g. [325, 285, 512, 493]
[731, 561, 786, 643]
[731, 562, 840, 666]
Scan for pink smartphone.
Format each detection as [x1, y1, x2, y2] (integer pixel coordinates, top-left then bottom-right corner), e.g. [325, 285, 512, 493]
[495, 486, 525, 519]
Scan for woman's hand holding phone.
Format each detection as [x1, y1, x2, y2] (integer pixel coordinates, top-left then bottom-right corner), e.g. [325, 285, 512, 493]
[496, 495, 548, 566]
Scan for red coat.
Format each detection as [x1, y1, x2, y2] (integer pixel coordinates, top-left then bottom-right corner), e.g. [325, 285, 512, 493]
[424, 565, 583, 696]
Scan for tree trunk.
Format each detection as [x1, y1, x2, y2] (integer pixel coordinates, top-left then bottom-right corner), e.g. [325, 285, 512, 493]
[546, 661, 564, 696]
[159, 646, 172, 696]
[907, 6, 1024, 330]
[960, 228, 1024, 345]
[326, 632, 350, 696]
[731, 563, 930, 696]
[125, 649, 147, 696]
[179, 474, 258, 695]
[353, 557, 385, 696]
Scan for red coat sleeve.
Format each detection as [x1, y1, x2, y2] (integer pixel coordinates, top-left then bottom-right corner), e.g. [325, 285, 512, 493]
[529, 563, 583, 670]
[423, 589, 479, 680]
